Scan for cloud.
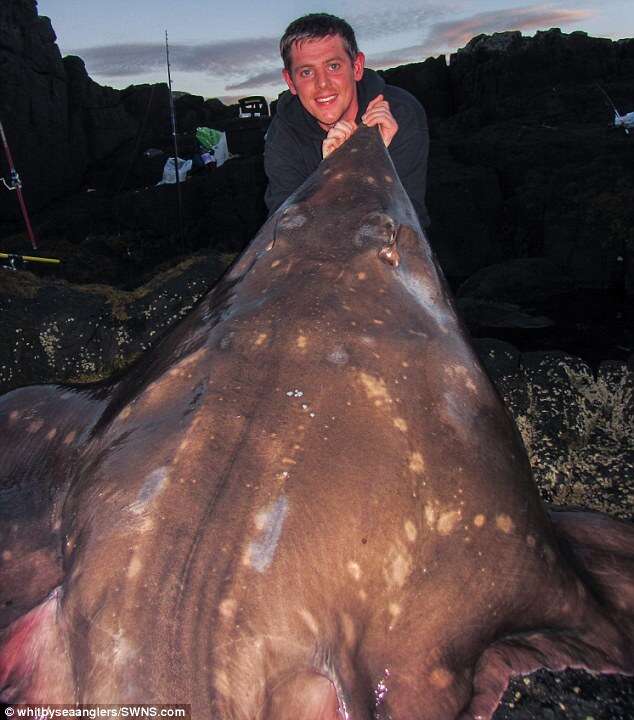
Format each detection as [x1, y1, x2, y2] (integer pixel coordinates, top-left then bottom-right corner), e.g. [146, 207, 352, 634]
[72, 36, 279, 79]
[426, 5, 594, 51]
[365, 45, 432, 69]
[347, 4, 449, 42]
[364, 4, 596, 68]
[225, 68, 284, 91]
[69, 4, 595, 94]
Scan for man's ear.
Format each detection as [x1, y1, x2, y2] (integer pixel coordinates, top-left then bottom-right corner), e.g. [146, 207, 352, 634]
[282, 68, 297, 96]
[352, 52, 365, 82]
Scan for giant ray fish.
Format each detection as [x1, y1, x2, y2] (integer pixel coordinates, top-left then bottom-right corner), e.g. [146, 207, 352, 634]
[0, 125, 632, 719]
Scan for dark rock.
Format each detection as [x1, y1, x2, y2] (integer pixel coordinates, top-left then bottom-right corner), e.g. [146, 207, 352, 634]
[0, 253, 230, 392]
[0, 0, 73, 215]
[457, 258, 573, 303]
[459, 298, 554, 331]
[472, 338, 521, 379]
[500, 351, 634, 518]
[496, 668, 634, 719]
[0, 2, 238, 219]
[380, 55, 452, 119]
[426, 146, 504, 278]
[449, 29, 633, 115]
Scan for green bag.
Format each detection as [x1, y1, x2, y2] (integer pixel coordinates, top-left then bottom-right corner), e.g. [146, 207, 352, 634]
[196, 127, 223, 151]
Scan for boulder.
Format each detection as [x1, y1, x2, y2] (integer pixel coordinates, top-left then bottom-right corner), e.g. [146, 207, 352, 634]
[0, 253, 230, 392]
[380, 55, 452, 119]
[0, 0, 74, 215]
[457, 258, 573, 303]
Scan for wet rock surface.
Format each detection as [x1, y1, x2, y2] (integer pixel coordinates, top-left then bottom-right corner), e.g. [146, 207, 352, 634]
[497, 669, 633, 719]
[0, 254, 229, 390]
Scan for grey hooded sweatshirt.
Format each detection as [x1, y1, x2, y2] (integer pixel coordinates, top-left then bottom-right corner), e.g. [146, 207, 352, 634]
[263, 68, 430, 228]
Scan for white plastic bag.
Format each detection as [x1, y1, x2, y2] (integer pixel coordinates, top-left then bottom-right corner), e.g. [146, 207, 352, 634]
[157, 156, 192, 185]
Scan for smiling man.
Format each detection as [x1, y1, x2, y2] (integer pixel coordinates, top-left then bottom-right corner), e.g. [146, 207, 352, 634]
[264, 13, 430, 228]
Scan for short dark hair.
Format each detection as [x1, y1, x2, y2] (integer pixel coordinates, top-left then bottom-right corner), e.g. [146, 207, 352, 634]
[280, 13, 359, 71]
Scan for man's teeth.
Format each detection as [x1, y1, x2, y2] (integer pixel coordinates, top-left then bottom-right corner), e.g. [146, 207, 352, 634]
[316, 96, 336, 103]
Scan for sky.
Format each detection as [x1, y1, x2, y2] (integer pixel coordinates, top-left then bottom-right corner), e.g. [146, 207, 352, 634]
[36, 1, 633, 104]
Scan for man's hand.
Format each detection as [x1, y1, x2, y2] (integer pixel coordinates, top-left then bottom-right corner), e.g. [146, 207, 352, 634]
[322, 120, 357, 159]
[362, 94, 398, 147]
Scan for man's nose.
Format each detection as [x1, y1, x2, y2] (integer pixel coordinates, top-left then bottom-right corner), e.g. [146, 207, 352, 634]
[314, 69, 329, 88]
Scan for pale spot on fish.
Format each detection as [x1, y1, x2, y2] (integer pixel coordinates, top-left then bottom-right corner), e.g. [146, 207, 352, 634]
[358, 372, 392, 407]
[393, 417, 408, 432]
[299, 609, 319, 636]
[389, 602, 401, 619]
[278, 211, 307, 230]
[404, 520, 417, 542]
[383, 543, 412, 588]
[27, 419, 44, 433]
[296, 334, 308, 350]
[366, 176, 376, 184]
[347, 561, 362, 581]
[271, 260, 281, 268]
[246, 495, 289, 573]
[384, 175, 394, 183]
[2, 550, 12, 562]
[357, 272, 367, 280]
[388, 603, 401, 630]
[127, 555, 142, 579]
[409, 451, 425, 474]
[63, 430, 77, 445]
[437, 510, 461, 535]
[358, 589, 367, 601]
[341, 612, 356, 645]
[9, 410, 20, 423]
[430, 668, 454, 689]
[526, 534, 536, 548]
[119, 406, 132, 420]
[254, 333, 268, 347]
[219, 598, 237, 621]
[328, 346, 349, 365]
[130, 467, 170, 514]
[496, 514, 514, 534]
[214, 671, 231, 696]
[424, 504, 436, 529]
[46, 428, 57, 440]
[473, 514, 486, 528]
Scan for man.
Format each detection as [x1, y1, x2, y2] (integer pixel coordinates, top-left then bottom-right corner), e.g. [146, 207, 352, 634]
[264, 13, 430, 228]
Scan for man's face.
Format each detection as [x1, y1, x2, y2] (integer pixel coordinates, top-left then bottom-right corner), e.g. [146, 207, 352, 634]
[282, 35, 365, 131]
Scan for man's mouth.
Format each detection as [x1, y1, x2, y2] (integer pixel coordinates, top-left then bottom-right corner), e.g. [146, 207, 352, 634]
[315, 95, 337, 105]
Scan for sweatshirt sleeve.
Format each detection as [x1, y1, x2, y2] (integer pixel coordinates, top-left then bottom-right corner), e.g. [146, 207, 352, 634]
[263, 119, 311, 216]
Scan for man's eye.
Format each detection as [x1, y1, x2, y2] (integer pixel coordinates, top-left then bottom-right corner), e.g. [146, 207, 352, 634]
[300, 68, 312, 78]
[329, 63, 341, 71]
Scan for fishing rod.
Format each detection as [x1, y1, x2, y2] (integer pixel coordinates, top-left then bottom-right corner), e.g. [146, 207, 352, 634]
[0, 119, 38, 249]
[596, 83, 622, 117]
[165, 30, 185, 250]
[0, 251, 60, 270]
[596, 83, 631, 133]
